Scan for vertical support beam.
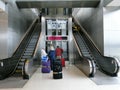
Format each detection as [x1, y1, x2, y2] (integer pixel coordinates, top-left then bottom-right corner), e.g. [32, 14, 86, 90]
[0, 6, 8, 59]
[39, 16, 46, 51]
[68, 17, 73, 64]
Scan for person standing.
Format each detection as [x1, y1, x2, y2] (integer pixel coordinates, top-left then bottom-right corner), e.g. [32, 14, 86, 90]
[39, 12, 42, 22]
[55, 46, 63, 59]
[48, 45, 55, 70]
[41, 48, 48, 62]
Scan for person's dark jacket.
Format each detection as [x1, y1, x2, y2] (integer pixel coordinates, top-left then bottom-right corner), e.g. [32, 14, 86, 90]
[48, 50, 55, 61]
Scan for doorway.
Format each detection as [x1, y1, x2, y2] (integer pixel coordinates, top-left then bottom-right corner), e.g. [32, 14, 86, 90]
[45, 19, 69, 60]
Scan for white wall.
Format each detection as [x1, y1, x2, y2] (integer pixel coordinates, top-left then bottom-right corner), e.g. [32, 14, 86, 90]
[104, 7, 120, 59]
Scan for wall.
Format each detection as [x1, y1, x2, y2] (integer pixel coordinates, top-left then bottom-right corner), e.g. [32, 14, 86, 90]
[72, 0, 104, 54]
[0, 0, 37, 59]
[7, 1, 29, 57]
[104, 7, 120, 59]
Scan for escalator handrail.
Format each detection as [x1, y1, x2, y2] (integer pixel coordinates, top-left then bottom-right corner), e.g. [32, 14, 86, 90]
[0, 57, 20, 80]
[108, 56, 120, 73]
[33, 24, 42, 57]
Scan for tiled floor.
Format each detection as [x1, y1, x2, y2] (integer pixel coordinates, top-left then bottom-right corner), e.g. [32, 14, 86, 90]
[0, 64, 120, 90]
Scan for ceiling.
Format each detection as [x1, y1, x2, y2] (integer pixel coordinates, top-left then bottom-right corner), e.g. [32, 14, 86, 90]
[1, 0, 120, 9]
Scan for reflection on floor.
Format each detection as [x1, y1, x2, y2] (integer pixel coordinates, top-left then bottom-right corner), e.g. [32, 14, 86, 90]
[91, 70, 120, 85]
[0, 76, 27, 88]
[0, 65, 38, 89]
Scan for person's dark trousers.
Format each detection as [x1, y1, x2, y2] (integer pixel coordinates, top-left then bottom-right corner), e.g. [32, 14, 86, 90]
[50, 60, 53, 70]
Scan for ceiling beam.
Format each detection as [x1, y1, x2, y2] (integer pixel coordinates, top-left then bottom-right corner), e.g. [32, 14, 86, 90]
[16, 0, 100, 8]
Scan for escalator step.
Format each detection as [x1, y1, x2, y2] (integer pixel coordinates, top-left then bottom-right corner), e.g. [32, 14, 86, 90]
[80, 48, 87, 50]
[82, 52, 90, 54]
[80, 46, 87, 48]
[19, 62, 24, 65]
[28, 43, 35, 45]
[23, 53, 33, 55]
[17, 66, 22, 69]
[31, 38, 37, 40]
[21, 59, 26, 61]
[15, 69, 22, 73]
[22, 56, 32, 58]
[84, 55, 91, 57]
[14, 72, 22, 77]
[31, 40, 37, 42]
[26, 48, 34, 50]
[26, 47, 35, 49]
[29, 41, 37, 43]
[24, 51, 33, 53]
[27, 45, 35, 47]
[27, 45, 35, 48]
[81, 50, 88, 52]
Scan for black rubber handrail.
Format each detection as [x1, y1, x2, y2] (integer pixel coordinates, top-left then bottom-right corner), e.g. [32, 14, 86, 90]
[80, 30, 119, 76]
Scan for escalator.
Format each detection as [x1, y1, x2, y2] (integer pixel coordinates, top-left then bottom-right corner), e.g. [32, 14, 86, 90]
[0, 19, 41, 80]
[73, 31, 96, 77]
[73, 30, 120, 77]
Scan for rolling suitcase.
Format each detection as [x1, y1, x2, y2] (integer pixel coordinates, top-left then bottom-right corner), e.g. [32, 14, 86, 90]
[61, 58, 65, 67]
[41, 60, 51, 73]
[53, 60, 62, 79]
